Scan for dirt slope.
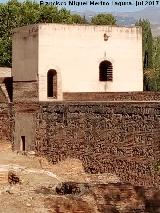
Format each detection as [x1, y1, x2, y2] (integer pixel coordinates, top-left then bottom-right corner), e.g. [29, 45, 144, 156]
[0, 142, 159, 213]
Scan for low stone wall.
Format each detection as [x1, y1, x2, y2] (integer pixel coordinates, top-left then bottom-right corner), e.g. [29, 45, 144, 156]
[0, 103, 12, 143]
[13, 82, 38, 102]
[34, 102, 160, 188]
[63, 92, 160, 101]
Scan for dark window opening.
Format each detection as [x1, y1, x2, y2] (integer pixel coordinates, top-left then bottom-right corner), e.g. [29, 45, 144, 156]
[99, 60, 113, 81]
[21, 136, 25, 151]
[47, 69, 57, 98]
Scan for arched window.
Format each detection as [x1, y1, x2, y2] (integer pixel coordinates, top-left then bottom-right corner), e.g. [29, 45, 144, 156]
[47, 69, 57, 98]
[99, 60, 113, 81]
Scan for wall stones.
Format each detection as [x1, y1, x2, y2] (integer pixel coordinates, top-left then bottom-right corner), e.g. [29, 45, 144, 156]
[13, 82, 38, 102]
[0, 103, 12, 143]
[35, 102, 160, 188]
[63, 92, 160, 101]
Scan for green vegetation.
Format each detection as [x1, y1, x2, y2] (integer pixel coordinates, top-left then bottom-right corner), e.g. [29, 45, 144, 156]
[152, 36, 160, 91]
[0, 0, 160, 91]
[0, 0, 86, 67]
[136, 19, 160, 91]
[0, 0, 116, 67]
[91, 13, 116, 25]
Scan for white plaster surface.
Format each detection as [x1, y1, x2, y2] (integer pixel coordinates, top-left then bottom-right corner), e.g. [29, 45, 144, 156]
[0, 67, 11, 78]
[12, 24, 143, 101]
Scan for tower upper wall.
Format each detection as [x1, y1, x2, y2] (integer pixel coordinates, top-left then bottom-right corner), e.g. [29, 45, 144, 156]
[12, 23, 143, 101]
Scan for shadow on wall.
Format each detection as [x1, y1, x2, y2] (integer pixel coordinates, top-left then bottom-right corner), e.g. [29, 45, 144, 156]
[55, 182, 160, 213]
[134, 186, 160, 213]
[3, 77, 13, 102]
[0, 87, 7, 103]
[37, 182, 160, 213]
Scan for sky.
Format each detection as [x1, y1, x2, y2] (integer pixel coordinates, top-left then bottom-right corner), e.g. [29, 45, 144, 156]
[0, 0, 160, 13]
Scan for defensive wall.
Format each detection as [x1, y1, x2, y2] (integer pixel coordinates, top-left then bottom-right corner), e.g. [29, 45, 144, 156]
[0, 103, 12, 143]
[63, 92, 160, 101]
[12, 98, 160, 188]
[12, 89, 160, 102]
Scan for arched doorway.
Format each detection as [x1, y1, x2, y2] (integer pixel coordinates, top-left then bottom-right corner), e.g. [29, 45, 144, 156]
[47, 69, 57, 98]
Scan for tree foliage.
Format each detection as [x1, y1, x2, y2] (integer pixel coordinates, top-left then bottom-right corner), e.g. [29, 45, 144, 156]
[135, 19, 160, 91]
[152, 36, 160, 90]
[0, 0, 86, 67]
[135, 19, 155, 90]
[91, 13, 116, 25]
[71, 14, 86, 24]
[136, 19, 153, 69]
[0, 1, 160, 91]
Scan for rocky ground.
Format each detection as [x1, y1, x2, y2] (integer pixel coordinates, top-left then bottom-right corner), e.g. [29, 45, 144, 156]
[0, 142, 159, 213]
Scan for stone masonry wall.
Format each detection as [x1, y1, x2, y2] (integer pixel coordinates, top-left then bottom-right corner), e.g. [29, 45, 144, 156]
[0, 103, 12, 143]
[13, 82, 38, 102]
[35, 102, 160, 188]
[63, 92, 160, 101]
[12, 102, 39, 151]
[0, 87, 7, 103]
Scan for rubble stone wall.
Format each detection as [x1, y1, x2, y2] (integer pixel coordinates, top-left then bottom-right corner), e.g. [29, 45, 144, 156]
[13, 82, 38, 102]
[0, 103, 12, 143]
[35, 102, 160, 187]
[63, 92, 160, 101]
